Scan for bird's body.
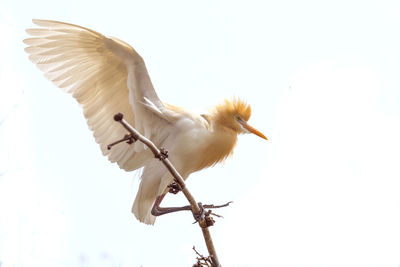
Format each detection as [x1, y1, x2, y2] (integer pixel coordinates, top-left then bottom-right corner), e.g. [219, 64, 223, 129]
[25, 19, 266, 224]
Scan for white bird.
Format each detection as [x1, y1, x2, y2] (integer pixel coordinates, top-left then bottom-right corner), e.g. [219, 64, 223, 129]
[24, 19, 267, 225]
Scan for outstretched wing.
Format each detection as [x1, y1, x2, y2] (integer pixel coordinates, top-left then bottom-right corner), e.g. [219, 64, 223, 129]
[24, 19, 175, 171]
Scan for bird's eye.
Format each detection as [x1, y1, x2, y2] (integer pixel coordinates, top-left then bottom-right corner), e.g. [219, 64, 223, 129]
[235, 115, 242, 122]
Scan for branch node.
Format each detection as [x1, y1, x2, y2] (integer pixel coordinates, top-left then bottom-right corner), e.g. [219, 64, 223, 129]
[167, 182, 181, 194]
[125, 134, 137, 144]
[114, 113, 123, 121]
[203, 210, 215, 227]
[155, 147, 168, 160]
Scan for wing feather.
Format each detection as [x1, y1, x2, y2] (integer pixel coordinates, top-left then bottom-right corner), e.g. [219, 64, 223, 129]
[25, 19, 175, 171]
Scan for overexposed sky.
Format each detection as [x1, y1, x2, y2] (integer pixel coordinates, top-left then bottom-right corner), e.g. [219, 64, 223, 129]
[1, 0, 400, 266]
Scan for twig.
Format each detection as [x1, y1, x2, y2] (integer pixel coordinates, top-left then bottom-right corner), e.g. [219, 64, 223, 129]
[192, 246, 213, 267]
[111, 113, 221, 267]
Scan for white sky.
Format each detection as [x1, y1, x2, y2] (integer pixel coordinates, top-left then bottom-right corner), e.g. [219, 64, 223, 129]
[1, 0, 400, 266]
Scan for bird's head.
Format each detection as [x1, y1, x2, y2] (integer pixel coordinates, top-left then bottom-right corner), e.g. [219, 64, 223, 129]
[211, 98, 267, 140]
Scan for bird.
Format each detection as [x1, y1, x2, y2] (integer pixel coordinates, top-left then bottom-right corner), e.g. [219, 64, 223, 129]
[24, 19, 267, 225]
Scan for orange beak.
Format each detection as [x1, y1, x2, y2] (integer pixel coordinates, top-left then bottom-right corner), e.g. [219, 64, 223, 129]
[239, 120, 268, 140]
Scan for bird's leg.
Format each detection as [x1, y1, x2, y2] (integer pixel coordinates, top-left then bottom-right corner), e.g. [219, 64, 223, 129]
[151, 193, 232, 225]
[151, 193, 193, 217]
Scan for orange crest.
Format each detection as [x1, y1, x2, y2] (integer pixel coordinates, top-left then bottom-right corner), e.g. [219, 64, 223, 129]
[212, 97, 251, 122]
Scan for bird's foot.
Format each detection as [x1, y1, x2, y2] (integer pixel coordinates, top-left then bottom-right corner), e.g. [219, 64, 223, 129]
[192, 202, 207, 225]
[167, 182, 181, 194]
[192, 201, 232, 227]
[203, 201, 233, 210]
[151, 194, 232, 227]
[192, 204, 216, 227]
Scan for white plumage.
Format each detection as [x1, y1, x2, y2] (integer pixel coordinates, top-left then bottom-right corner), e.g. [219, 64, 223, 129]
[25, 19, 267, 224]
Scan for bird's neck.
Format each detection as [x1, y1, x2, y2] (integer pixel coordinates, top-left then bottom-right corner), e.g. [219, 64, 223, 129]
[192, 121, 238, 172]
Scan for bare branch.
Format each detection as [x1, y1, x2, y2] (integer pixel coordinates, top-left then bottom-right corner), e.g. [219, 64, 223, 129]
[111, 113, 221, 267]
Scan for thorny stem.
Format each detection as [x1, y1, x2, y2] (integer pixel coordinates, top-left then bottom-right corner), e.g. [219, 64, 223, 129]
[111, 113, 221, 267]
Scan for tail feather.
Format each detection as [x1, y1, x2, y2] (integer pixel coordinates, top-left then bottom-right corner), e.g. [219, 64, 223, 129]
[131, 160, 177, 225]
[131, 169, 172, 225]
[132, 193, 156, 225]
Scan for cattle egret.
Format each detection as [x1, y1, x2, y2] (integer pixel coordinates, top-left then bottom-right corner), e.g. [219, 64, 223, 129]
[24, 19, 267, 225]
